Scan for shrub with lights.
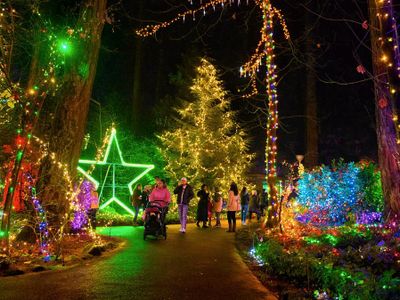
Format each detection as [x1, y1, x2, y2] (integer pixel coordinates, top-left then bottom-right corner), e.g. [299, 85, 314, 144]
[245, 159, 397, 299]
[296, 160, 383, 226]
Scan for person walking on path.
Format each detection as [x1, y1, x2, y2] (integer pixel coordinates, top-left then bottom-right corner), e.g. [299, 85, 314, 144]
[227, 182, 240, 233]
[131, 184, 143, 225]
[173, 177, 194, 233]
[248, 189, 261, 222]
[212, 188, 223, 227]
[88, 185, 99, 229]
[196, 184, 210, 228]
[149, 179, 171, 223]
[240, 187, 250, 225]
[207, 196, 213, 227]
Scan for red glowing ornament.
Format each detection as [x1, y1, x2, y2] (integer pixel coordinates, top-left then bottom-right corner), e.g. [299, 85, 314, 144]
[362, 20, 368, 30]
[378, 97, 388, 109]
[356, 64, 366, 74]
[15, 135, 26, 148]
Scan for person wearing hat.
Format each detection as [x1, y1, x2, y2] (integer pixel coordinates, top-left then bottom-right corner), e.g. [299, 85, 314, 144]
[173, 177, 194, 233]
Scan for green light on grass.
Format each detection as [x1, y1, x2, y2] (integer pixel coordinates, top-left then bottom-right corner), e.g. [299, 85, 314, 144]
[304, 237, 321, 245]
[323, 234, 339, 246]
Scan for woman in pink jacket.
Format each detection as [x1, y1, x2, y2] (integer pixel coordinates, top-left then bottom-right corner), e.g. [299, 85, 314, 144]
[149, 179, 171, 207]
[149, 179, 171, 223]
[226, 182, 240, 233]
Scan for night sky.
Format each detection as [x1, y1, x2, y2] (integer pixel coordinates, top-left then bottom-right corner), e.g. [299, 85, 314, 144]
[91, 0, 377, 170]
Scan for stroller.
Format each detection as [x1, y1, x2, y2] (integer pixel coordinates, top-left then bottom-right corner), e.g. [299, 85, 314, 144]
[143, 200, 168, 240]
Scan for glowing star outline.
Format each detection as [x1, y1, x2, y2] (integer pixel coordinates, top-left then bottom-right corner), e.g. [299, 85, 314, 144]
[77, 128, 154, 216]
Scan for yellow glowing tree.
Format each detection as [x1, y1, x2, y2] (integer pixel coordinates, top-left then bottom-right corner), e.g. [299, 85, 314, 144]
[160, 58, 253, 192]
[137, 0, 289, 227]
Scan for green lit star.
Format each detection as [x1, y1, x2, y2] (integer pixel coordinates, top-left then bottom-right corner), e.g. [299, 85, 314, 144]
[77, 128, 154, 216]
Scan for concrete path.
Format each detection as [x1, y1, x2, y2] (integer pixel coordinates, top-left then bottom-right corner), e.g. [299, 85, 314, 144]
[0, 223, 277, 300]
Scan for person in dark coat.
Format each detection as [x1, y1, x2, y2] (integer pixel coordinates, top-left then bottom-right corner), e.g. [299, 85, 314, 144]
[248, 189, 261, 222]
[173, 177, 194, 233]
[196, 184, 210, 228]
[240, 187, 250, 225]
[131, 184, 142, 224]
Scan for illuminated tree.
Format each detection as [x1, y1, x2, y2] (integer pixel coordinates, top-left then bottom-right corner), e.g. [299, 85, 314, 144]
[137, 0, 290, 228]
[37, 0, 107, 225]
[368, 0, 400, 219]
[160, 58, 253, 191]
[0, 1, 108, 250]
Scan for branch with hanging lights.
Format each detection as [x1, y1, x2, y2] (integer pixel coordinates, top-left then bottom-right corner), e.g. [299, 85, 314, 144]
[136, 0, 290, 227]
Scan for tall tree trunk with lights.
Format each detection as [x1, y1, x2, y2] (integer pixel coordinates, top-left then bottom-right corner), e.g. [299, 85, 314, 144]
[39, 0, 107, 226]
[264, 0, 279, 228]
[368, 0, 400, 219]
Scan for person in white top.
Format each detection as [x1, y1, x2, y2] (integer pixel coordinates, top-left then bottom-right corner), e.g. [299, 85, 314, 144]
[226, 182, 240, 233]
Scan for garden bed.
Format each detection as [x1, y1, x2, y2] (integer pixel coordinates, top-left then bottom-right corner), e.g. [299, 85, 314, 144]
[0, 233, 123, 276]
[235, 225, 310, 300]
[244, 222, 400, 299]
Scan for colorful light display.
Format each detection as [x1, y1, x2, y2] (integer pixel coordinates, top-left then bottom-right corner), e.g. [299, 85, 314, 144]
[296, 161, 384, 226]
[136, 0, 290, 227]
[159, 58, 253, 191]
[24, 172, 50, 262]
[0, 2, 95, 248]
[71, 180, 93, 231]
[77, 128, 154, 216]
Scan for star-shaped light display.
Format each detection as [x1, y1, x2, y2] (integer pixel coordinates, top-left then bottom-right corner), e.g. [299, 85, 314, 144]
[77, 128, 154, 216]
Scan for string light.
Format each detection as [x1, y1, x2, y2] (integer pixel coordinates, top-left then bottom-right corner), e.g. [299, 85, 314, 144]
[77, 127, 155, 216]
[159, 58, 254, 191]
[374, 0, 400, 151]
[136, 0, 290, 227]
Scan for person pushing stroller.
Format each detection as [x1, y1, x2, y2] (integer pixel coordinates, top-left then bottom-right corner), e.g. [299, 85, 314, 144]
[143, 179, 171, 240]
[148, 179, 171, 222]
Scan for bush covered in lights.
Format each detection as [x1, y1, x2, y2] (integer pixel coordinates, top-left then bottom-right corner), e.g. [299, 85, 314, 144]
[251, 224, 400, 299]
[296, 160, 383, 226]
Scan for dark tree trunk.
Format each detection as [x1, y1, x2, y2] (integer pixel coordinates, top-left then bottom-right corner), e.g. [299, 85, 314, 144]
[39, 0, 107, 226]
[132, 0, 144, 134]
[369, 0, 400, 219]
[303, 1, 318, 168]
[304, 35, 318, 167]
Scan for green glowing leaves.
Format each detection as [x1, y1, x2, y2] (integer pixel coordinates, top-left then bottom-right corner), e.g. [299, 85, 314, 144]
[304, 234, 338, 246]
[77, 128, 154, 216]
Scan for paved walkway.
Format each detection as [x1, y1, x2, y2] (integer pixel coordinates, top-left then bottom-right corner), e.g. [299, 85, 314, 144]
[0, 222, 277, 300]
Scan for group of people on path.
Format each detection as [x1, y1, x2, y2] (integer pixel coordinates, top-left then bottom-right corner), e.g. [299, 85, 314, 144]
[131, 176, 266, 234]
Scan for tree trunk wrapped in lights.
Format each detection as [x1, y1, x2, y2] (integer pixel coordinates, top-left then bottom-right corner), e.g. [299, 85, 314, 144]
[160, 58, 253, 191]
[368, 0, 400, 219]
[136, 0, 290, 228]
[38, 0, 107, 227]
[262, 0, 279, 228]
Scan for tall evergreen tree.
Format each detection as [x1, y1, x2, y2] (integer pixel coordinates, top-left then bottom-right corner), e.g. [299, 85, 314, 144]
[160, 58, 253, 191]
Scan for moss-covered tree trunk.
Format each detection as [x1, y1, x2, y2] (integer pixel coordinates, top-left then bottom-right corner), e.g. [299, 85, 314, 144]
[369, 0, 400, 219]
